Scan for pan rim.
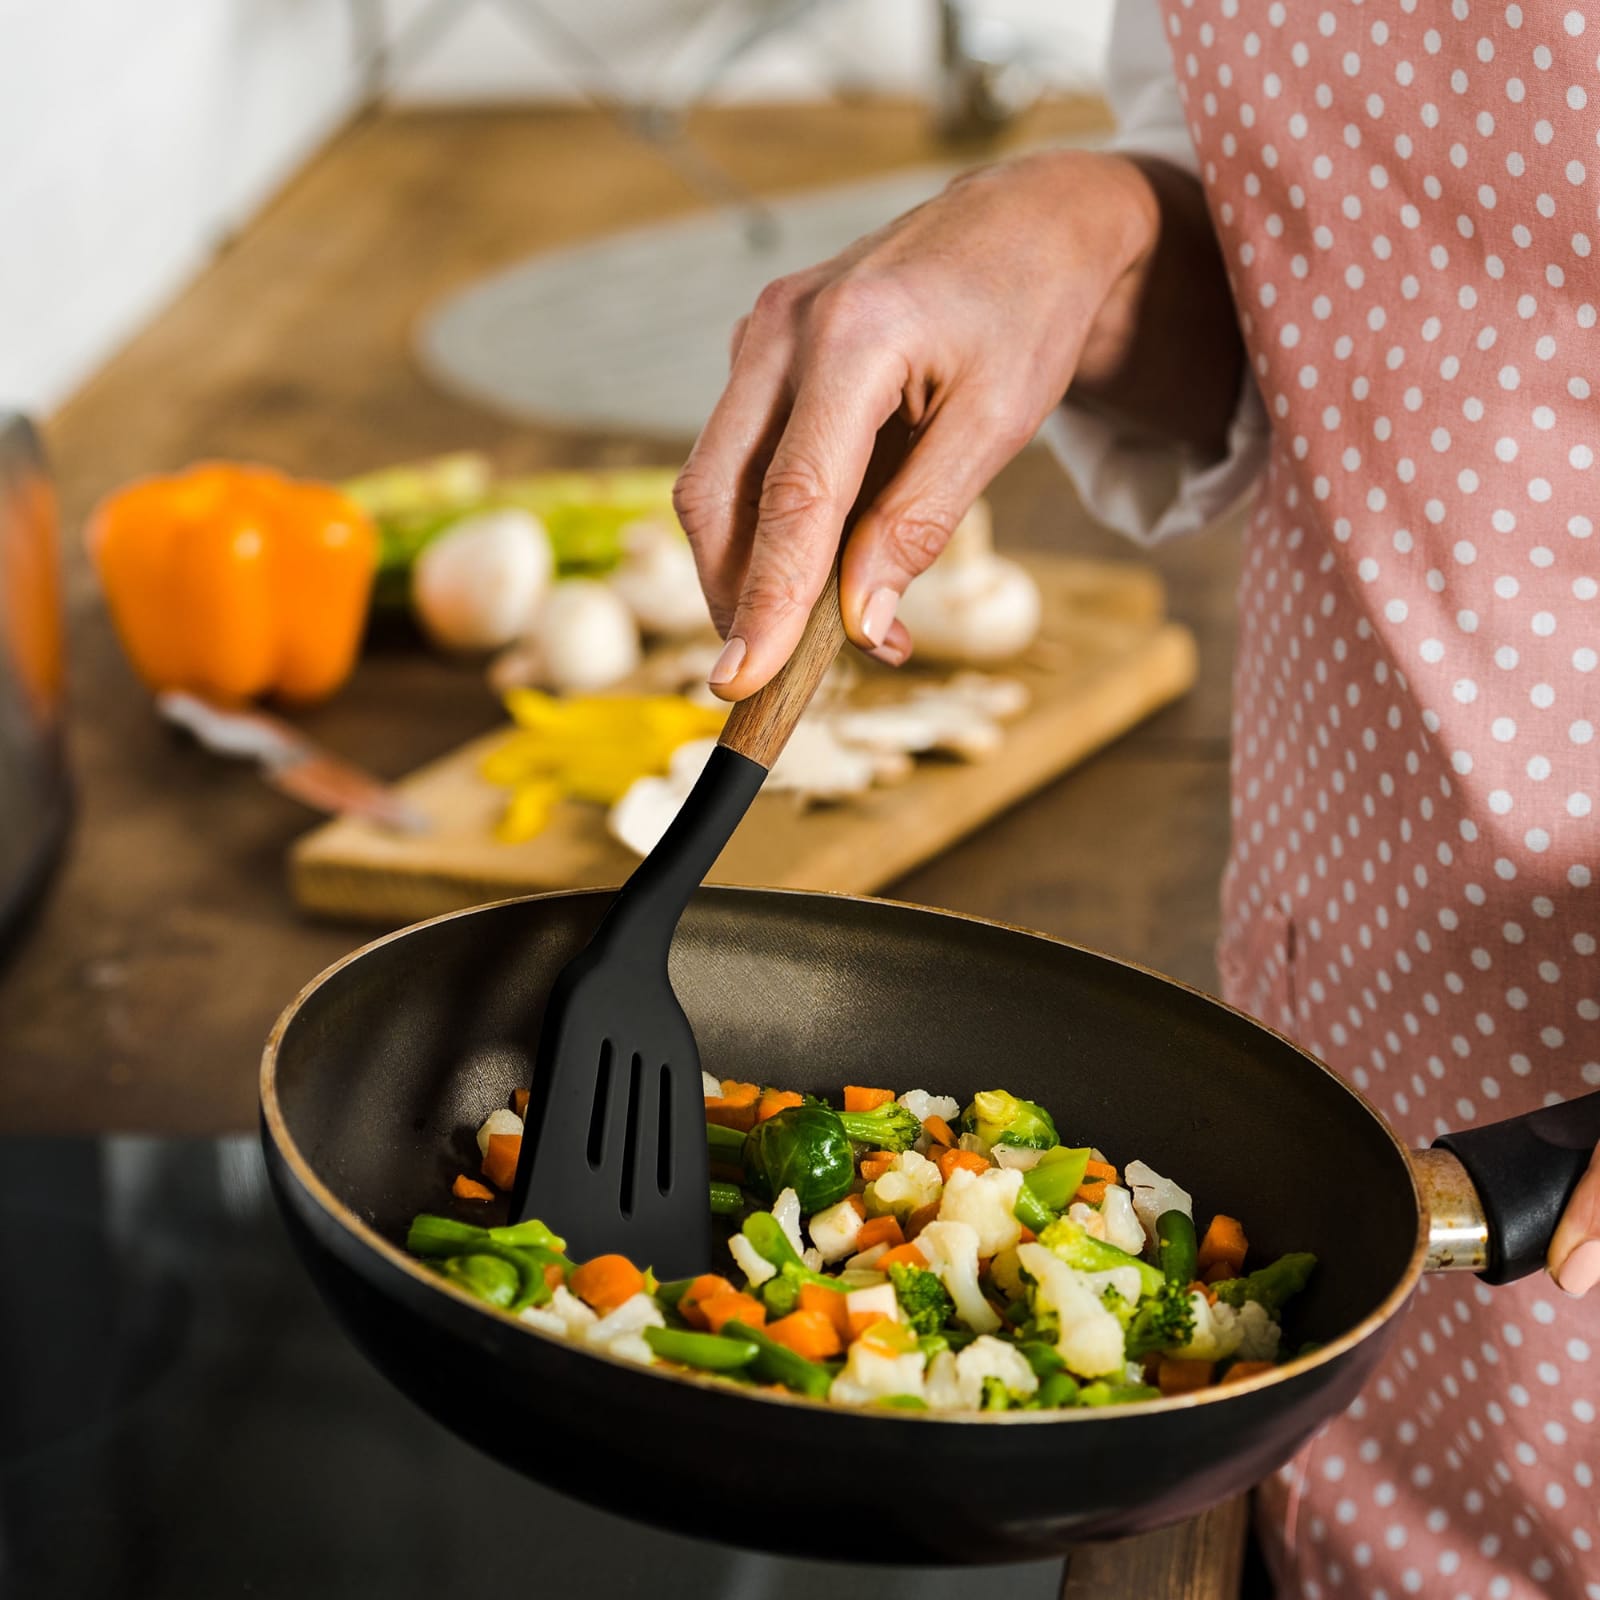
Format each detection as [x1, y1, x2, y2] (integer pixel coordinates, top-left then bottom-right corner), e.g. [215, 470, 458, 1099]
[260, 884, 1429, 1424]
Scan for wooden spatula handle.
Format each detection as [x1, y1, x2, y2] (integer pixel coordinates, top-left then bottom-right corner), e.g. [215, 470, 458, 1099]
[717, 566, 847, 770]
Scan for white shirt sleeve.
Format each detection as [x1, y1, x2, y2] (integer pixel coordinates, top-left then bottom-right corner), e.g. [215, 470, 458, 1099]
[1039, 0, 1268, 545]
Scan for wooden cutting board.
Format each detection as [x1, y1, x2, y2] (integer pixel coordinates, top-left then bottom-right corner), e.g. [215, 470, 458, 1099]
[291, 555, 1197, 925]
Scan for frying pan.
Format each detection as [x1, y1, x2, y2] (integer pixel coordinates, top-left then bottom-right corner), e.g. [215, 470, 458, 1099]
[260, 887, 1600, 1566]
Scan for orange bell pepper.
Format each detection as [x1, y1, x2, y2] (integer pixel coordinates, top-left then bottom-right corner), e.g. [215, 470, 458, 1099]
[87, 462, 377, 704]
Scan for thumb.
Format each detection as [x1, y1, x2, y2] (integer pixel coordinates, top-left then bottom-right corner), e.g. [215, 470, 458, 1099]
[1548, 1141, 1600, 1296]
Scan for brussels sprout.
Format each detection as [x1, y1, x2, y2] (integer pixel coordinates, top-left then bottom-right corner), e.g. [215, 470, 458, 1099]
[742, 1104, 856, 1213]
[961, 1089, 1060, 1152]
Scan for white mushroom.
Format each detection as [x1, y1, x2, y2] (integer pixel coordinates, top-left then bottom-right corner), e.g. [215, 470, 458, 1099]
[534, 579, 642, 692]
[609, 518, 715, 638]
[412, 508, 553, 652]
[894, 500, 1042, 664]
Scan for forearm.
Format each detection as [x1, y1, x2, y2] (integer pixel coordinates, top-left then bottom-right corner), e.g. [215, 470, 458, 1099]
[1068, 155, 1245, 461]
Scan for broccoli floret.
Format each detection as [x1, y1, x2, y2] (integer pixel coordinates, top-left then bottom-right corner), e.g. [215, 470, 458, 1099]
[836, 1101, 922, 1152]
[960, 1089, 1059, 1152]
[1037, 1218, 1165, 1298]
[1100, 1285, 1136, 1330]
[1210, 1252, 1317, 1315]
[980, 1375, 1016, 1411]
[1124, 1284, 1198, 1359]
[889, 1262, 955, 1336]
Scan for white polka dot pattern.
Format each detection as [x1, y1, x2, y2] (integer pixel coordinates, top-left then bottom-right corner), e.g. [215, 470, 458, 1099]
[1156, 1, 1600, 1596]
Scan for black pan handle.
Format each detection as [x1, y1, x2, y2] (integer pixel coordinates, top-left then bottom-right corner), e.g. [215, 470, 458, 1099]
[1434, 1089, 1600, 1284]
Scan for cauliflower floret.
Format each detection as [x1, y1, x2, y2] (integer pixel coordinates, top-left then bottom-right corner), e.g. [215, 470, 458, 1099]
[916, 1220, 1001, 1335]
[828, 1339, 927, 1406]
[923, 1349, 964, 1411]
[1172, 1291, 1245, 1362]
[546, 1285, 598, 1336]
[518, 1305, 567, 1337]
[993, 1145, 1045, 1172]
[1098, 1184, 1148, 1257]
[897, 1089, 960, 1125]
[801, 1247, 824, 1272]
[865, 1148, 943, 1220]
[989, 1246, 1026, 1302]
[937, 1165, 1024, 1257]
[1234, 1299, 1283, 1363]
[1016, 1241, 1125, 1379]
[475, 1106, 523, 1159]
[583, 1291, 664, 1355]
[1122, 1159, 1194, 1249]
[728, 1233, 777, 1287]
[772, 1187, 805, 1260]
[1066, 1201, 1108, 1240]
[844, 1282, 899, 1330]
[808, 1196, 865, 1263]
[1075, 1265, 1146, 1307]
[847, 1242, 890, 1272]
[954, 1335, 1040, 1409]
[701, 1070, 722, 1098]
[606, 1333, 657, 1365]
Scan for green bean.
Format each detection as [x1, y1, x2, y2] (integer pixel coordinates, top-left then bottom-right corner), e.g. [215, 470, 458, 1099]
[709, 1179, 745, 1216]
[440, 1253, 519, 1308]
[643, 1326, 760, 1372]
[1157, 1211, 1199, 1288]
[724, 1319, 836, 1400]
[705, 1122, 748, 1160]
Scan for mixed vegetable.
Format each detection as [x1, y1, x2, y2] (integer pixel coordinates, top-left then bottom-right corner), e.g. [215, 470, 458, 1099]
[408, 1079, 1317, 1413]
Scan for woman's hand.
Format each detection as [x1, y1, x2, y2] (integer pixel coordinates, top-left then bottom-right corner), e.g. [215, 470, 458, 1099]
[1551, 1143, 1600, 1296]
[672, 149, 1163, 699]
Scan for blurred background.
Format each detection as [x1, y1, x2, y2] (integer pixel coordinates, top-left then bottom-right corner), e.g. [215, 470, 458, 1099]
[4, 0, 1113, 414]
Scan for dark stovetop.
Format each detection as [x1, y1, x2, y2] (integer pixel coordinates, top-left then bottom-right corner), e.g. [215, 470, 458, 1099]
[0, 1136, 1067, 1600]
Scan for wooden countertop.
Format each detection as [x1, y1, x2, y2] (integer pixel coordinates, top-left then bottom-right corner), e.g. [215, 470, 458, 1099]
[1, 99, 1251, 1598]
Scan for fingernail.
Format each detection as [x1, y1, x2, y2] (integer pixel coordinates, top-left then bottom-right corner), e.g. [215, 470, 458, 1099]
[709, 635, 746, 686]
[861, 587, 899, 648]
[1556, 1239, 1600, 1297]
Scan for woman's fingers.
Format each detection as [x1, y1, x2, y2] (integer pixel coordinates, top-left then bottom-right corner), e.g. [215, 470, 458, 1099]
[707, 350, 909, 699]
[1549, 1140, 1600, 1296]
[838, 390, 1030, 656]
[674, 288, 805, 636]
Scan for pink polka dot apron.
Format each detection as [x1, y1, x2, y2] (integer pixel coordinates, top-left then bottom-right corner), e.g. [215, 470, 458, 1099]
[1153, 2, 1600, 1595]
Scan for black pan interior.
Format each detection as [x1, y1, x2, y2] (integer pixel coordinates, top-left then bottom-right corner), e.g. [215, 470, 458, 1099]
[277, 887, 1418, 1350]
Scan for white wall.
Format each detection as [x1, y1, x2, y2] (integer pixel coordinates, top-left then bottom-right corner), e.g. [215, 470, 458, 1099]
[0, 0, 368, 414]
[0, 0, 1111, 416]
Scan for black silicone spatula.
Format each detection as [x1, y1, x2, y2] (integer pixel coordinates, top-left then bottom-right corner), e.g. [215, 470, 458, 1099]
[508, 569, 848, 1277]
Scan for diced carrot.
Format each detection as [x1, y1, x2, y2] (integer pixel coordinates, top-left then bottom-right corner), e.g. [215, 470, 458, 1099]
[922, 1114, 956, 1147]
[755, 1089, 804, 1123]
[679, 1273, 735, 1330]
[766, 1308, 844, 1361]
[799, 1282, 851, 1342]
[875, 1242, 928, 1270]
[1222, 1361, 1277, 1385]
[1196, 1215, 1248, 1279]
[705, 1103, 757, 1133]
[1083, 1158, 1119, 1184]
[905, 1200, 942, 1239]
[511, 1087, 530, 1118]
[569, 1254, 646, 1316]
[1074, 1158, 1118, 1204]
[860, 1152, 898, 1183]
[1016, 1224, 1037, 1244]
[1203, 1260, 1237, 1285]
[452, 1173, 495, 1202]
[935, 1146, 990, 1183]
[701, 1290, 766, 1333]
[856, 1215, 905, 1252]
[543, 1262, 567, 1291]
[1074, 1181, 1108, 1205]
[847, 1194, 868, 1219]
[843, 1085, 895, 1113]
[720, 1080, 761, 1103]
[482, 1132, 521, 1191]
[1157, 1357, 1216, 1396]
